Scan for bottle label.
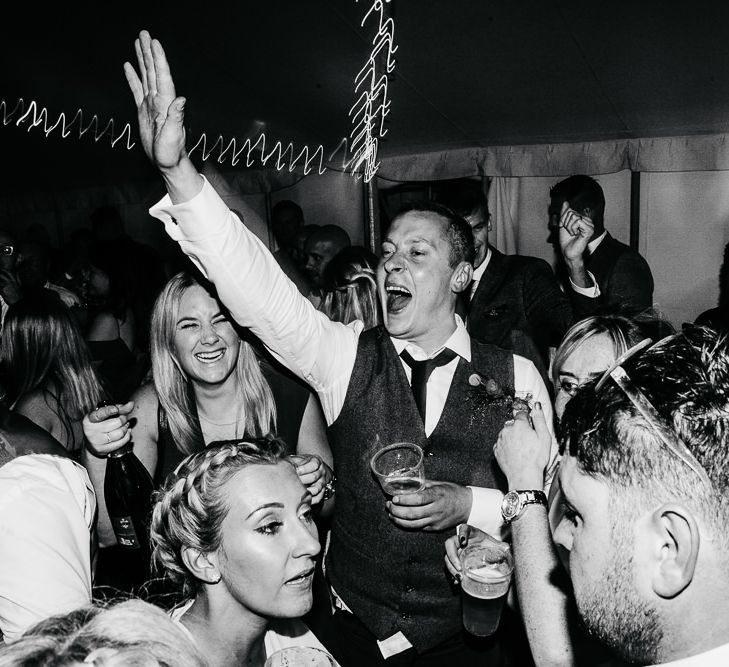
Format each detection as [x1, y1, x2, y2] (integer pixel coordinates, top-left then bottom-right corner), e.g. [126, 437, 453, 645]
[110, 515, 141, 549]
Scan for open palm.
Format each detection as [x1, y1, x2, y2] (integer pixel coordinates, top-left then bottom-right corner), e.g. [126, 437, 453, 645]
[124, 30, 186, 169]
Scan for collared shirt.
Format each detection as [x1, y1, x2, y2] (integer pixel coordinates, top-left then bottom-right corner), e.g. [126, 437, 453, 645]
[0, 454, 96, 642]
[469, 247, 492, 301]
[150, 177, 557, 653]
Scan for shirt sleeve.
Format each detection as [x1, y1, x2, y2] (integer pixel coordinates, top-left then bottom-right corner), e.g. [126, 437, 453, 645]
[569, 270, 600, 297]
[466, 354, 558, 537]
[149, 177, 362, 425]
[0, 455, 95, 642]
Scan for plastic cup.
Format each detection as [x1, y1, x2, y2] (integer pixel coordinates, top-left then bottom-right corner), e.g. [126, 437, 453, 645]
[460, 540, 514, 637]
[264, 646, 335, 667]
[370, 442, 425, 496]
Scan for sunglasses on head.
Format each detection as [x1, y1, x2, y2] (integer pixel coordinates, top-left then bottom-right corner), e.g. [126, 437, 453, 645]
[595, 338, 712, 490]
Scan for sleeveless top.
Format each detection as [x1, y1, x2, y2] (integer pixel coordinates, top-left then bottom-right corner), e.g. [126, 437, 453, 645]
[155, 360, 311, 486]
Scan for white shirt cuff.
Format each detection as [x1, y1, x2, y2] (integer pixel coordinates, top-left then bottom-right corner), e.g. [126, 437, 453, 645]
[466, 486, 507, 540]
[570, 270, 600, 297]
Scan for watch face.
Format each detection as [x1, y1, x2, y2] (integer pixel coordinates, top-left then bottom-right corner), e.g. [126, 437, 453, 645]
[502, 491, 520, 520]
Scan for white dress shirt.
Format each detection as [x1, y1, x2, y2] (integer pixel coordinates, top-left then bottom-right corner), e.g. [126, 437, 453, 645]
[653, 642, 729, 666]
[0, 454, 96, 642]
[468, 247, 491, 301]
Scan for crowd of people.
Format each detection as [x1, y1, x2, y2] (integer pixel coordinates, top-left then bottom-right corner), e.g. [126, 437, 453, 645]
[0, 28, 727, 667]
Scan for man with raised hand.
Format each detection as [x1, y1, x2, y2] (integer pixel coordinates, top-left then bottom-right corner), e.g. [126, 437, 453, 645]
[121, 30, 555, 666]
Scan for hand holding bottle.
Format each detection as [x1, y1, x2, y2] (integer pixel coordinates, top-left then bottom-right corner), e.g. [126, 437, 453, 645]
[83, 401, 134, 457]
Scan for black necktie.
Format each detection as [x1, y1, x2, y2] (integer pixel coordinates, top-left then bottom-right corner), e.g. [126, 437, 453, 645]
[400, 348, 458, 423]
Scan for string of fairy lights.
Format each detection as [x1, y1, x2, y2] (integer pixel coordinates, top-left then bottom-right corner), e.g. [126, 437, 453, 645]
[2, 0, 397, 183]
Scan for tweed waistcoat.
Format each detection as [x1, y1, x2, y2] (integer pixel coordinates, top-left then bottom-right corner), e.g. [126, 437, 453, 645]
[326, 325, 514, 652]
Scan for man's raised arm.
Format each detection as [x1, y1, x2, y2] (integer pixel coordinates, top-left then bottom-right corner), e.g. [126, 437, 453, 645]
[124, 31, 360, 420]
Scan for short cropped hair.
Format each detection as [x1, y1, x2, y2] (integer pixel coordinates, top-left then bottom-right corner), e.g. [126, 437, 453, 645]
[560, 326, 729, 549]
[150, 438, 288, 596]
[549, 175, 606, 229]
[396, 201, 475, 267]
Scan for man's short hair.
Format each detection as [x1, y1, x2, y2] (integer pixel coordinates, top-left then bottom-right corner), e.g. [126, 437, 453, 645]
[434, 178, 489, 221]
[549, 175, 606, 229]
[560, 325, 729, 549]
[396, 201, 475, 267]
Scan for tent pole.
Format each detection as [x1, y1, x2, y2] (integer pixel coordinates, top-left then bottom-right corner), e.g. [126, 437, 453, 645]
[629, 171, 641, 251]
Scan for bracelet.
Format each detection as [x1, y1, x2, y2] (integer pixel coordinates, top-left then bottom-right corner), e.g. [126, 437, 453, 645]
[322, 475, 336, 501]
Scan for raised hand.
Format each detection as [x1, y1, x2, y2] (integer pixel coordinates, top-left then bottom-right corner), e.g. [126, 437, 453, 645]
[558, 201, 594, 263]
[123, 30, 187, 171]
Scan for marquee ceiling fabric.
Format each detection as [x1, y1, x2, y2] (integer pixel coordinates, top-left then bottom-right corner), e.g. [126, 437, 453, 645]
[3, 0, 729, 197]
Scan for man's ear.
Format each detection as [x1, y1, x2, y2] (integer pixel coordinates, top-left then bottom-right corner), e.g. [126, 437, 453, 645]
[181, 546, 221, 585]
[451, 261, 473, 294]
[649, 503, 700, 599]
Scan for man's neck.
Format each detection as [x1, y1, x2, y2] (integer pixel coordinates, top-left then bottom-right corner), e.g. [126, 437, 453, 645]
[396, 320, 459, 356]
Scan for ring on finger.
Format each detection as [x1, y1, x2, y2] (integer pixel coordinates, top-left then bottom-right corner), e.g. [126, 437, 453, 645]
[105, 432, 112, 444]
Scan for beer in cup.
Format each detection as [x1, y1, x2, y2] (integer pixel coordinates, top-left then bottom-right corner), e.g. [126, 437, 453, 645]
[460, 539, 514, 637]
[370, 442, 425, 496]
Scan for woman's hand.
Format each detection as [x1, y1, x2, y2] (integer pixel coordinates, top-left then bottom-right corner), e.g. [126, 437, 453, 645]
[444, 526, 507, 580]
[289, 454, 332, 505]
[494, 401, 552, 489]
[83, 401, 134, 457]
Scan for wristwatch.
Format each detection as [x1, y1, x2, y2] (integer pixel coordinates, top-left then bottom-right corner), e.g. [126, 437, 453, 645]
[501, 489, 547, 523]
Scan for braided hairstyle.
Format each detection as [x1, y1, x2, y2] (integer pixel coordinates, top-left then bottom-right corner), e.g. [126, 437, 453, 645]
[150, 437, 288, 596]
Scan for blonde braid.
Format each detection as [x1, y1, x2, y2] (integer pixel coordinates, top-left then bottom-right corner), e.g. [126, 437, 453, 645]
[150, 438, 287, 595]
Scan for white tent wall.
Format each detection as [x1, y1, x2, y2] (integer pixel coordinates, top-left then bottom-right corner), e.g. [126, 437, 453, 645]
[642, 171, 729, 327]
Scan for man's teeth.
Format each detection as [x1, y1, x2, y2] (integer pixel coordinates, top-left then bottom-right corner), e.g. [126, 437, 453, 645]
[195, 350, 225, 362]
[385, 286, 411, 296]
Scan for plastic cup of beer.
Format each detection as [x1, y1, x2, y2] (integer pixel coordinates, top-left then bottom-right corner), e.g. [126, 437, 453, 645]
[460, 540, 514, 637]
[264, 646, 335, 667]
[370, 442, 425, 496]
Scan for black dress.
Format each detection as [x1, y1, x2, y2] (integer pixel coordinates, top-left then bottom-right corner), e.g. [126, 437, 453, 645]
[154, 359, 312, 486]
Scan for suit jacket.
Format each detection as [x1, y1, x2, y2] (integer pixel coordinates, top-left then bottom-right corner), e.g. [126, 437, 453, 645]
[568, 232, 654, 318]
[465, 246, 572, 383]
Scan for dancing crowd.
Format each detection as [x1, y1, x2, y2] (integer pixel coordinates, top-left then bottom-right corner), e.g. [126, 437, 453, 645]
[0, 30, 727, 667]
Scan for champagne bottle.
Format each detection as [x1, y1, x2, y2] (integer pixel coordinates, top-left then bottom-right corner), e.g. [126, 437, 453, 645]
[104, 441, 154, 586]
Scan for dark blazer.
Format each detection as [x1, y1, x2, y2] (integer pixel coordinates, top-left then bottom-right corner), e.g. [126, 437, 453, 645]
[568, 232, 654, 318]
[465, 246, 572, 383]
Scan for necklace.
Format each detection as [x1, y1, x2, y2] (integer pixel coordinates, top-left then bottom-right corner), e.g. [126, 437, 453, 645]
[198, 414, 242, 426]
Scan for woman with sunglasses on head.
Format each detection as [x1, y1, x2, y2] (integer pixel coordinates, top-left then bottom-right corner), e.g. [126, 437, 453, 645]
[151, 438, 338, 666]
[446, 313, 661, 666]
[82, 270, 333, 552]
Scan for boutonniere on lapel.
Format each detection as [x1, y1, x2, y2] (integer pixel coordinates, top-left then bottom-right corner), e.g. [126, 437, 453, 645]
[466, 373, 533, 426]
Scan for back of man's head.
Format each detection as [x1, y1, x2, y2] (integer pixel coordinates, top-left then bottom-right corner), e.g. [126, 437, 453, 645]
[550, 174, 606, 231]
[560, 325, 729, 662]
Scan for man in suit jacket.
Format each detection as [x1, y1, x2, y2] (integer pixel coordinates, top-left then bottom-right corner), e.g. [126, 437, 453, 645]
[436, 179, 573, 384]
[549, 175, 654, 318]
